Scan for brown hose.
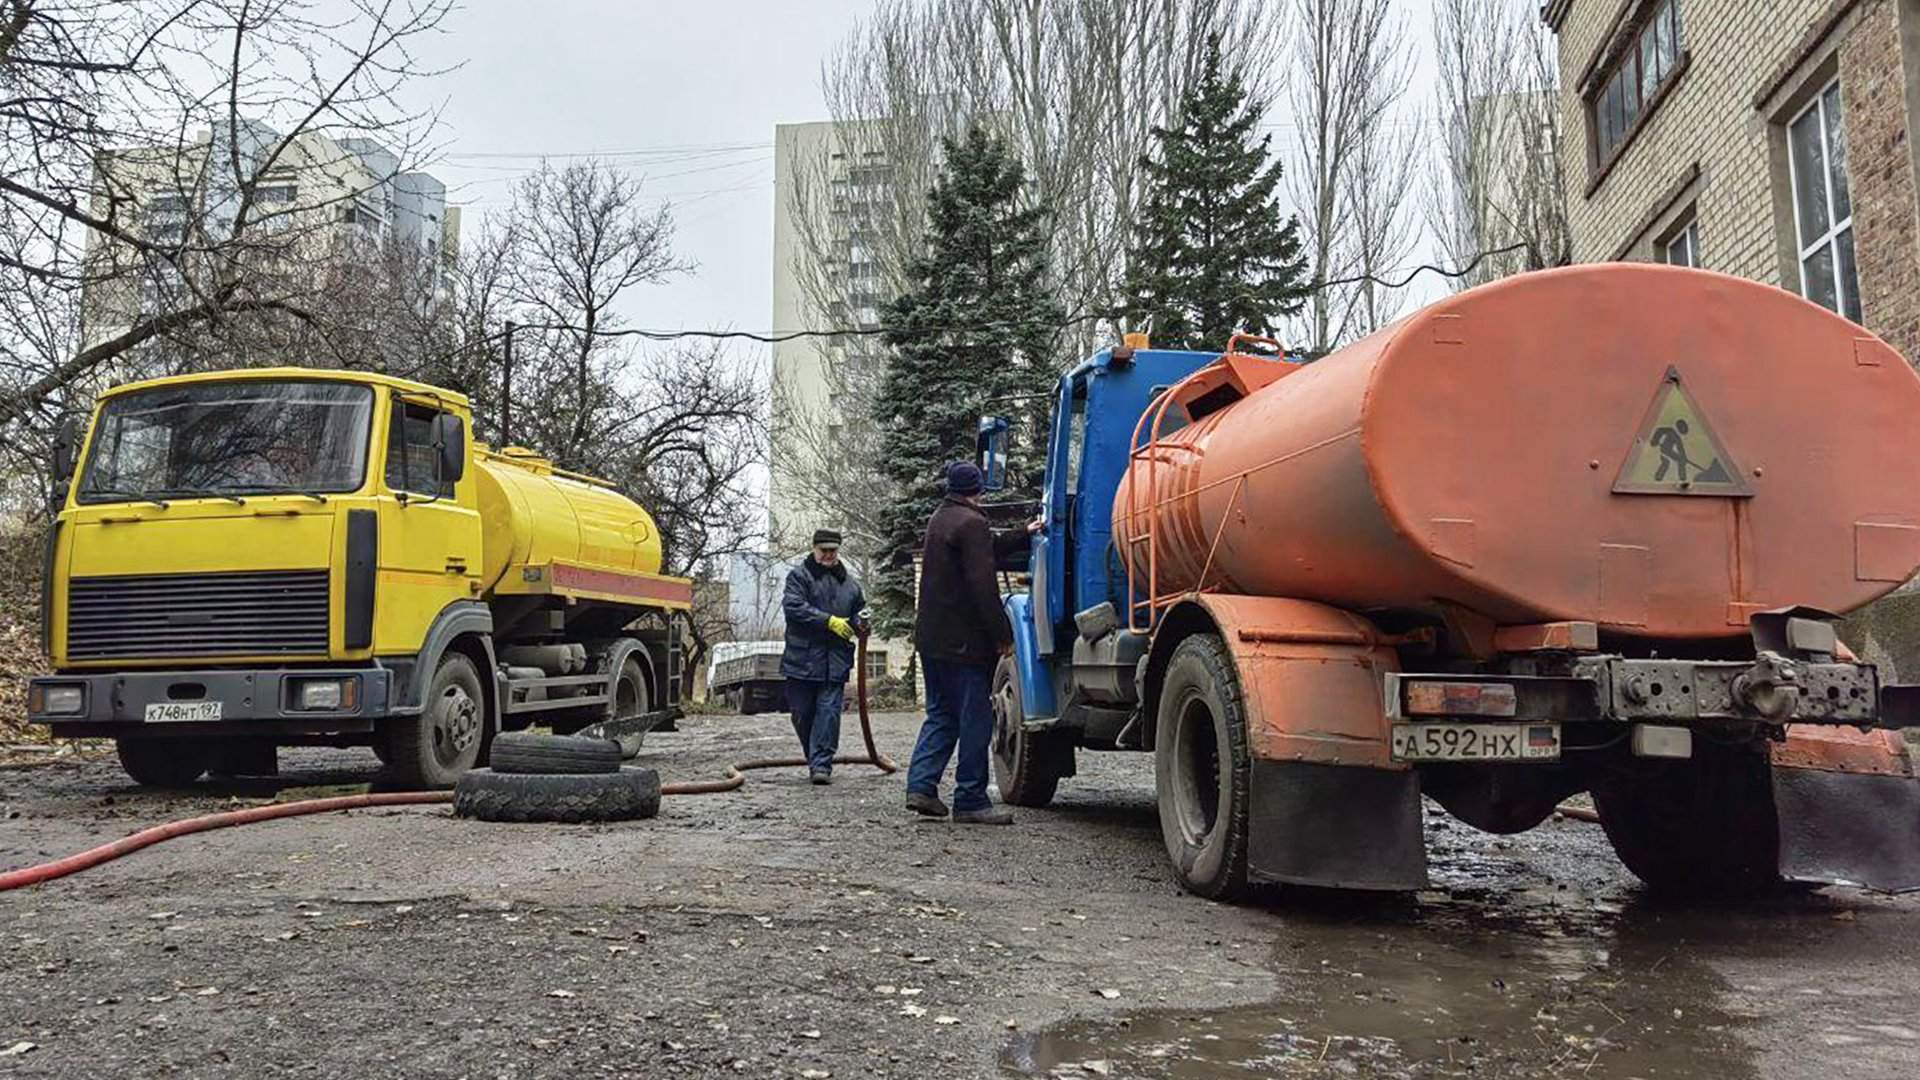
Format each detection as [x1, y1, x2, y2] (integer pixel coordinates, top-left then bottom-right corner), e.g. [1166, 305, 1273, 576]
[661, 629, 896, 795]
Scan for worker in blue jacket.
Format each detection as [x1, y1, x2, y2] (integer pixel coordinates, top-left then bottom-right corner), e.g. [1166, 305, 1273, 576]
[781, 529, 867, 784]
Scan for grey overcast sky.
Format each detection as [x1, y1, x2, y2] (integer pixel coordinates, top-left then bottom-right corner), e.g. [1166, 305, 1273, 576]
[412, 1, 875, 345]
[409, 2, 1444, 357]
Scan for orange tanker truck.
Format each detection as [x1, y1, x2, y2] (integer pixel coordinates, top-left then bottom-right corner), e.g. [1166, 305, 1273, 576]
[980, 264, 1920, 897]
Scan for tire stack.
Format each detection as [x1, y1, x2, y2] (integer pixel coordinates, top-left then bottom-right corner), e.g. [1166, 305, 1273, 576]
[453, 732, 662, 823]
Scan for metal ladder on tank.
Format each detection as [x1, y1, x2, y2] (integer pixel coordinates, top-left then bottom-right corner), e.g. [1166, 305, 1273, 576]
[1120, 335, 1288, 636]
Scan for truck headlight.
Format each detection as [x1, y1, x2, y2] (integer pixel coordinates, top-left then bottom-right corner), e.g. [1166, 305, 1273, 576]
[292, 677, 358, 711]
[32, 684, 85, 715]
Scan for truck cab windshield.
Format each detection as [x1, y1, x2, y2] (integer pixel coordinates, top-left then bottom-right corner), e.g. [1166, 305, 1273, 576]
[76, 380, 374, 504]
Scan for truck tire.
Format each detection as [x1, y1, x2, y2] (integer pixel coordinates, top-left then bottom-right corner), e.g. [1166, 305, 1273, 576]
[609, 657, 651, 756]
[1154, 634, 1252, 901]
[489, 731, 621, 775]
[452, 766, 662, 823]
[115, 738, 210, 788]
[1592, 743, 1782, 894]
[385, 652, 486, 789]
[991, 655, 1073, 808]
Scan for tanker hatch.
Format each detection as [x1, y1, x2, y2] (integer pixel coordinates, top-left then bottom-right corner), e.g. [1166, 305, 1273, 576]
[1613, 366, 1751, 497]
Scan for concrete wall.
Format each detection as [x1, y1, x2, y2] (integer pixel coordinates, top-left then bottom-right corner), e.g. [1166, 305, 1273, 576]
[768, 120, 839, 550]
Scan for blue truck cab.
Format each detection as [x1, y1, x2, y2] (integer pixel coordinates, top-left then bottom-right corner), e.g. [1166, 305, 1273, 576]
[988, 342, 1216, 802]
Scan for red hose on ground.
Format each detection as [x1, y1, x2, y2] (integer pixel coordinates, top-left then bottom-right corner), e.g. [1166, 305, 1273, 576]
[661, 629, 898, 795]
[1, 635, 896, 891]
[0, 792, 452, 892]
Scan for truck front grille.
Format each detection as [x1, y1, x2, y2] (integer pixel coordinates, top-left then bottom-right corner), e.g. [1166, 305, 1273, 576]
[65, 570, 331, 660]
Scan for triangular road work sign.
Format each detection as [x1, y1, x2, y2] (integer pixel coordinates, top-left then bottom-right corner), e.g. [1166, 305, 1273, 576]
[1613, 367, 1752, 496]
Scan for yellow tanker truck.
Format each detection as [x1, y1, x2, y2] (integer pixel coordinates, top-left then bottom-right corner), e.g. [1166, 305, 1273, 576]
[26, 368, 692, 788]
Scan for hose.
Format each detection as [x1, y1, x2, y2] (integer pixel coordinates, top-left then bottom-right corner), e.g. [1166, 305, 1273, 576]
[0, 792, 452, 891]
[0, 635, 896, 892]
[662, 630, 897, 795]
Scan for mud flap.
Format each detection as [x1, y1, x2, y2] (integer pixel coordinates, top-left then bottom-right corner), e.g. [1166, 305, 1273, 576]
[1773, 766, 1920, 893]
[1248, 760, 1427, 891]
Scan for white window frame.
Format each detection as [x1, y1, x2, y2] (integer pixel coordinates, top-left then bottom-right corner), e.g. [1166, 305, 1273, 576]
[1663, 219, 1699, 267]
[1786, 78, 1860, 321]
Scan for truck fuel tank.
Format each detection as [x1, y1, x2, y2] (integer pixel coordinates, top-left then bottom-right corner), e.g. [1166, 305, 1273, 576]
[473, 448, 665, 596]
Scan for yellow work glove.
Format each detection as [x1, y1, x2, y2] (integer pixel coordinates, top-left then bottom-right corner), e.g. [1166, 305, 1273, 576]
[827, 615, 855, 642]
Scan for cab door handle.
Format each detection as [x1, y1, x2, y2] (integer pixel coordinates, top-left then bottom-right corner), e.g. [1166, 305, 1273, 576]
[445, 558, 468, 574]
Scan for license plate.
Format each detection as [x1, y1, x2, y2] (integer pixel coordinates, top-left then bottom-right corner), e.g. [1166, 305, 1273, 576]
[1390, 722, 1560, 762]
[144, 701, 222, 722]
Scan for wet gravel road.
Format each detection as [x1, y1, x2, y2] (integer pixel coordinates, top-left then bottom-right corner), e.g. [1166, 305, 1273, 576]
[1, 712, 1917, 1079]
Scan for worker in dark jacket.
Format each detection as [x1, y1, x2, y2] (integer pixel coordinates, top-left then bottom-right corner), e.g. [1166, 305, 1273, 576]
[781, 529, 867, 784]
[905, 462, 1031, 824]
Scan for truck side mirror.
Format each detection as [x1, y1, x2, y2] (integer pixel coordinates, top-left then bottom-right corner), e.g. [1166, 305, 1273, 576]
[435, 413, 466, 485]
[976, 416, 1010, 492]
[51, 416, 79, 487]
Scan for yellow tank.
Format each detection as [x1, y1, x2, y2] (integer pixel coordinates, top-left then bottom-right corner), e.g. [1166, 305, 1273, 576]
[473, 447, 664, 595]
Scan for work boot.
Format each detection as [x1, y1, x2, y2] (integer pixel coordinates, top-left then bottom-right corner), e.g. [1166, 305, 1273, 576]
[905, 791, 949, 817]
[952, 806, 1014, 826]
[810, 770, 832, 786]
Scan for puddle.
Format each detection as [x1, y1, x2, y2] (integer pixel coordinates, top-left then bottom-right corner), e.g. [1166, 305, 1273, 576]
[1003, 898, 1759, 1079]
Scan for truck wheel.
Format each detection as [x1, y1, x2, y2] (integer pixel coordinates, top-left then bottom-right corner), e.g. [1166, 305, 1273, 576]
[115, 738, 210, 788]
[1591, 743, 1781, 894]
[453, 766, 662, 823]
[992, 655, 1072, 808]
[608, 657, 651, 756]
[386, 652, 486, 789]
[489, 731, 621, 775]
[1154, 634, 1252, 900]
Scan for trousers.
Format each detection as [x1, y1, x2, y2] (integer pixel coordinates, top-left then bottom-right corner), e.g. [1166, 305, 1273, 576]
[786, 678, 844, 773]
[906, 655, 995, 813]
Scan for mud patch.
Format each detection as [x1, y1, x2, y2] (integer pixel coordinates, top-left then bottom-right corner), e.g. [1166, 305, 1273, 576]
[1003, 896, 1758, 1079]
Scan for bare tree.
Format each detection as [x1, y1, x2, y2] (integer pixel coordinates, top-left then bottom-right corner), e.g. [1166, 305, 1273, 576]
[0, 0, 453, 468]
[456, 163, 766, 645]
[1429, 0, 1570, 289]
[1287, 0, 1418, 351]
[501, 161, 689, 462]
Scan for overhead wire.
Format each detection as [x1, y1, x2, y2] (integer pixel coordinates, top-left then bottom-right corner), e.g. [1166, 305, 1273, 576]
[450, 241, 1539, 352]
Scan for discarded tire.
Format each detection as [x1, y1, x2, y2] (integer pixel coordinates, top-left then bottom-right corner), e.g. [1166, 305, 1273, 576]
[453, 767, 662, 823]
[488, 731, 621, 776]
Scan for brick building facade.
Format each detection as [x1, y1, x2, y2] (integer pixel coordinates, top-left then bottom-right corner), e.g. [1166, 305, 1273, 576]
[1544, 0, 1920, 362]
[1545, 0, 1920, 677]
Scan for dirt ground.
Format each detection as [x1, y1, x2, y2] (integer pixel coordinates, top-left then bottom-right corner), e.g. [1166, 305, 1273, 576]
[2, 712, 1918, 1079]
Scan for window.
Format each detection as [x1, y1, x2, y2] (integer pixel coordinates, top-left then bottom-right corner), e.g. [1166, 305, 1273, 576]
[864, 649, 888, 682]
[1788, 80, 1861, 323]
[79, 381, 374, 503]
[1063, 386, 1089, 495]
[1663, 218, 1700, 267]
[1144, 385, 1194, 437]
[385, 400, 455, 499]
[1592, 0, 1684, 164]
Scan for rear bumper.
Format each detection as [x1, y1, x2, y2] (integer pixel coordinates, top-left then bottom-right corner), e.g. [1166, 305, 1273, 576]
[1385, 655, 1895, 730]
[29, 666, 391, 738]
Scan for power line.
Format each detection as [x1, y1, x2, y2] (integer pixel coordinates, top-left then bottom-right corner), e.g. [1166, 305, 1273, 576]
[462, 243, 1535, 348]
[1318, 241, 1535, 291]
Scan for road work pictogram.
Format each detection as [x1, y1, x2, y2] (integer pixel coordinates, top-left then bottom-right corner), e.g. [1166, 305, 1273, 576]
[1614, 366, 1750, 495]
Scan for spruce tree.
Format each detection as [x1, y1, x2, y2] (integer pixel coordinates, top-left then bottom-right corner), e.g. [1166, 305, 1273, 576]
[1123, 38, 1309, 352]
[870, 124, 1063, 637]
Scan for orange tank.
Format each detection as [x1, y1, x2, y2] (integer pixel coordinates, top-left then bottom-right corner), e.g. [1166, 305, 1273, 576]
[1113, 265, 1920, 639]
